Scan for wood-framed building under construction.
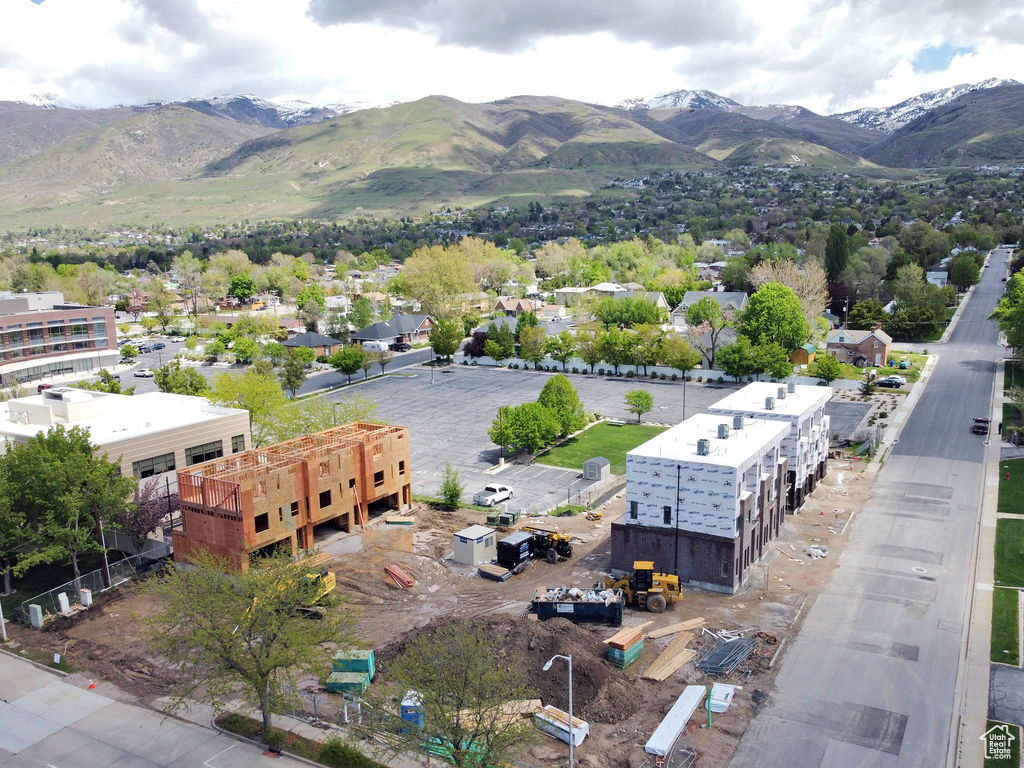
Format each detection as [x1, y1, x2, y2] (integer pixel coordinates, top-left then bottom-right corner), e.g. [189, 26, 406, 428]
[172, 422, 411, 570]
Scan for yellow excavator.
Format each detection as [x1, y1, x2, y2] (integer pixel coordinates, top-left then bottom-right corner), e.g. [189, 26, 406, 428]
[604, 561, 682, 613]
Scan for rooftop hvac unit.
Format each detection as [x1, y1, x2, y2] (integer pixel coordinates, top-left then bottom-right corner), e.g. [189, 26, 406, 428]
[717, 424, 730, 439]
[733, 415, 744, 430]
[777, 386, 786, 400]
[765, 397, 775, 410]
[788, 381, 796, 394]
[697, 438, 711, 456]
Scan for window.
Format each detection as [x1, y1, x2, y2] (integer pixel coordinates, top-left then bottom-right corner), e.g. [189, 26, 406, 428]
[485, 536, 494, 548]
[290, 501, 300, 517]
[373, 470, 384, 487]
[132, 452, 176, 478]
[319, 461, 330, 478]
[663, 505, 672, 525]
[319, 490, 332, 508]
[629, 500, 638, 520]
[349, 478, 356, 488]
[185, 440, 223, 466]
[231, 434, 246, 453]
[372, 444, 383, 457]
[398, 460, 406, 475]
[721, 559, 730, 578]
[873, 340, 879, 348]
[254, 512, 269, 533]
[256, 480, 267, 497]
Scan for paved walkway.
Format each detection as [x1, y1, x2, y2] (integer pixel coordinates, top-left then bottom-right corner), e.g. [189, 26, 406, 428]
[0, 651, 308, 768]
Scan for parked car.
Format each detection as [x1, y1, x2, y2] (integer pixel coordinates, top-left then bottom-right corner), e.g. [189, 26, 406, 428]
[389, 341, 412, 352]
[170, 336, 186, 343]
[972, 417, 991, 435]
[133, 368, 155, 378]
[473, 484, 513, 506]
[151, 342, 166, 350]
[136, 344, 152, 353]
[877, 377, 901, 388]
[37, 383, 54, 392]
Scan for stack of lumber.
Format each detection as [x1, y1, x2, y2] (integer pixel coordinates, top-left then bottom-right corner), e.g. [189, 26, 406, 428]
[478, 563, 512, 581]
[604, 622, 650, 669]
[385, 564, 415, 588]
[534, 704, 589, 747]
[647, 617, 705, 639]
[642, 626, 700, 681]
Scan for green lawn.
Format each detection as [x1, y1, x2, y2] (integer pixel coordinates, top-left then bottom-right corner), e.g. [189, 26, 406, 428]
[999, 459, 1024, 515]
[995, 518, 1024, 588]
[537, 422, 667, 475]
[984, 720, 1022, 768]
[991, 587, 1020, 665]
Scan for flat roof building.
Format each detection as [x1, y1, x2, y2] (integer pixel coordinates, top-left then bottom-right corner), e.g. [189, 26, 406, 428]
[0, 388, 251, 492]
[0, 291, 118, 387]
[172, 422, 411, 570]
[613, 414, 789, 593]
[708, 381, 831, 510]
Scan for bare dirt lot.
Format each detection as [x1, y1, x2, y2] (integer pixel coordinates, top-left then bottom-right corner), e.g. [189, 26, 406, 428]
[4, 390, 892, 768]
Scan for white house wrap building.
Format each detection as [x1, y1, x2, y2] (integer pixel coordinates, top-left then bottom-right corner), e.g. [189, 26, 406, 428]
[612, 413, 789, 593]
[612, 381, 833, 593]
[708, 381, 831, 511]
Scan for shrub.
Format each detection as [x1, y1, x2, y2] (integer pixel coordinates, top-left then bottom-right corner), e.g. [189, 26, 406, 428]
[572, 367, 579, 374]
[671, 373, 678, 381]
[462, 360, 468, 365]
[315, 355, 328, 364]
[626, 371, 635, 378]
[598, 368, 605, 375]
[318, 737, 383, 768]
[471, 360, 477, 366]
[660, 373, 667, 380]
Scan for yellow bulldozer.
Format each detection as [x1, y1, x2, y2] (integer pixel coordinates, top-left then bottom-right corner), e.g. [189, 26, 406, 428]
[604, 560, 682, 613]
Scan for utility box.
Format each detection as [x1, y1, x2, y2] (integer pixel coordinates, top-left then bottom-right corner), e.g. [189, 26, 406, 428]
[583, 456, 611, 481]
[452, 525, 497, 566]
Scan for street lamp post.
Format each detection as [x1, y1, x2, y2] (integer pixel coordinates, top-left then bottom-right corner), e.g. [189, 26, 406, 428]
[542, 654, 574, 768]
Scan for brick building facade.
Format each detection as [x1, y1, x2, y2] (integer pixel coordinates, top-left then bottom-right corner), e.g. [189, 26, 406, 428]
[172, 422, 411, 570]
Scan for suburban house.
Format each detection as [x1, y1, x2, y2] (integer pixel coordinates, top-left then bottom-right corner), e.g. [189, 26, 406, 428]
[0, 291, 119, 387]
[670, 291, 748, 329]
[708, 382, 832, 511]
[591, 282, 628, 298]
[926, 270, 949, 288]
[612, 413, 789, 594]
[553, 286, 594, 306]
[536, 304, 567, 321]
[283, 331, 343, 358]
[826, 324, 892, 367]
[789, 343, 817, 366]
[494, 297, 543, 317]
[172, 422, 411, 571]
[351, 314, 433, 346]
[0, 388, 251, 494]
[455, 291, 491, 313]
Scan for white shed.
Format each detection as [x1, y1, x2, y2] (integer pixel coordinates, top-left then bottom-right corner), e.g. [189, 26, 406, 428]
[452, 525, 497, 566]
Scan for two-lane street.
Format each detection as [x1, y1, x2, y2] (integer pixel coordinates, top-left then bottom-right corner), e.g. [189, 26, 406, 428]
[731, 250, 1009, 767]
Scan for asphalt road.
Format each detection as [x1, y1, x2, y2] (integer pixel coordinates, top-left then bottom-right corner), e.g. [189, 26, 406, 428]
[0, 653, 304, 768]
[730, 250, 1009, 767]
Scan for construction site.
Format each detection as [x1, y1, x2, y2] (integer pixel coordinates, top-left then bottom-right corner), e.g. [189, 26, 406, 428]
[2, 431, 876, 768]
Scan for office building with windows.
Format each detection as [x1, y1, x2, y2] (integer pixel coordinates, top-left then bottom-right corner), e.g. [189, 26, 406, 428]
[172, 422, 411, 571]
[0, 388, 251, 494]
[0, 291, 118, 387]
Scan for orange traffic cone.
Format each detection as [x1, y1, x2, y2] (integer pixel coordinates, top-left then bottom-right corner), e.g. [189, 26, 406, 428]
[88, 680, 96, 690]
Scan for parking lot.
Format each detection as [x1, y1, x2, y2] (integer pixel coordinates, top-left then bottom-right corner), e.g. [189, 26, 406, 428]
[323, 366, 808, 513]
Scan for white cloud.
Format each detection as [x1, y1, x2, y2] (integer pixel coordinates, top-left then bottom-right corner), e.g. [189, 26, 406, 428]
[0, 0, 1021, 114]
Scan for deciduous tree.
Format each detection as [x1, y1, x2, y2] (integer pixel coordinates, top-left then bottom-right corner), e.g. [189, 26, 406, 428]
[812, 353, 842, 384]
[517, 325, 547, 369]
[624, 389, 654, 423]
[209, 370, 289, 446]
[544, 331, 577, 372]
[537, 374, 587, 437]
[738, 282, 808, 350]
[279, 348, 307, 397]
[684, 296, 731, 368]
[430, 317, 464, 361]
[144, 551, 355, 743]
[154, 361, 210, 396]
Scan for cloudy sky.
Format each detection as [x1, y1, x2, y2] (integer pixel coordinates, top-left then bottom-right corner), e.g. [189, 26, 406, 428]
[3, 0, 1024, 115]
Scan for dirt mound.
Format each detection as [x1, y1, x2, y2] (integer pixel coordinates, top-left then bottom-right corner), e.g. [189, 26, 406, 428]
[375, 614, 651, 723]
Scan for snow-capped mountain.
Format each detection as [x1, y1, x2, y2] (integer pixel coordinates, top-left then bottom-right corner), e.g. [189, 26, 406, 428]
[616, 89, 741, 111]
[833, 78, 1020, 133]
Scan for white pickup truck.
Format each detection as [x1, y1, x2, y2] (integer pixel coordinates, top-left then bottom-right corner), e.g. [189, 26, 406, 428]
[473, 484, 513, 506]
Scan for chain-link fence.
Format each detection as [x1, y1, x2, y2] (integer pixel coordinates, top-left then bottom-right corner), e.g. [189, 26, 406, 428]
[15, 541, 171, 624]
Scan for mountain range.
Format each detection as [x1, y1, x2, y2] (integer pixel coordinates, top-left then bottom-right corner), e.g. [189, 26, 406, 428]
[1, 79, 1022, 229]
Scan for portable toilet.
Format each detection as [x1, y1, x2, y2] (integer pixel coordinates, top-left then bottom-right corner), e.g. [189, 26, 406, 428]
[452, 525, 497, 566]
[401, 690, 424, 731]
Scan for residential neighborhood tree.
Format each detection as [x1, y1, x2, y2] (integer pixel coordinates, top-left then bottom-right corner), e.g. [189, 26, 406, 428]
[949, 254, 981, 291]
[738, 282, 809, 350]
[598, 327, 632, 375]
[268, 395, 379, 444]
[208, 370, 289, 446]
[544, 331, 577, 372]
[537, 374, 587, 437]
[295, 284, 327, 331]
[575, 327, 602, 373]
[232, 337, 260, 364]
[594, 296, 661, 328]
[660, 333, 702, 381]
[684, 296, 730, 368]
[146, 279, 178, 332]
[228, 272, 258, 303]
[154, 361, 210, 396]
[172, 251, 205, 316]
[485, 322, 515, 361]
[518, 325, 548, 369]
[717, 337, 758, 381]
[430, 317, 464, 362]
[631, 324, 663, 375]
[812, 353, 842, 384]
[847, 298, 887, 329]
[825, 223, 851, 283]
[144, 551, 355, 743]
[349, 297, 375, 331]
[375, 347, 394, 375]
[624, 389, 654, 423]
[117, 477, 178, 552]
[279, 349, 308, 397]
[752, 342, 793, 380]
[387, 621, 536, 768]
[330, 347, 366, 384]
[0, 466, 25, 595]
[488, 402, 560, 455]
[75, 369, 135, 395]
